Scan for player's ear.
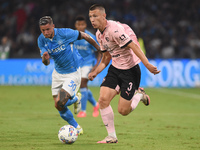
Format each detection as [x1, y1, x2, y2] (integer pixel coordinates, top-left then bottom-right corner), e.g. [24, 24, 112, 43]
[52, 24, 55, 28]
[103, 13, 106, 18]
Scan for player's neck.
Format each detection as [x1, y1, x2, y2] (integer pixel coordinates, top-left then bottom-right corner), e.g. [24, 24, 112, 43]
[99, 20, 107, 33]
[48, 31, 55, 40]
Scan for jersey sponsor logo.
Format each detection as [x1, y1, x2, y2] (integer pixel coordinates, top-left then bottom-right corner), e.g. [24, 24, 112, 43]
[119, 34, 127, 41]
[75, 45, 87, 50]
[47, 44, 65, 53]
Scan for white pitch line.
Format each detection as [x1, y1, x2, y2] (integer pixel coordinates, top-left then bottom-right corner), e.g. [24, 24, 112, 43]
[154, 88, 200, 100]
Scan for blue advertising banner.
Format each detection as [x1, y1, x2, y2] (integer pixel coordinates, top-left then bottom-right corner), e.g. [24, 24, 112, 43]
[0, 59, 200, 87]
[0, 59, 54, 85]
[140, 59, 200, 87]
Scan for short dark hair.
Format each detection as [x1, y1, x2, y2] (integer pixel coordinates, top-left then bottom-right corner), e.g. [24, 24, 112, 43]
[75, 15, 86, 22]
[39, 16, 53, 26]
[89, 4, 105, 12]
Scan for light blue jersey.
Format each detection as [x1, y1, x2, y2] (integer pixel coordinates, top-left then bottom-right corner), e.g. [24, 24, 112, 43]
[38, 28, 83, 74]
[73, 30, 98, 67]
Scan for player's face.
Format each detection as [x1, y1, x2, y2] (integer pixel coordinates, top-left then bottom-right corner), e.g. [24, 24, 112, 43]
[75, 20, 87, 32]
[89, 9, 106, 31]
[40, 23, 55, 38]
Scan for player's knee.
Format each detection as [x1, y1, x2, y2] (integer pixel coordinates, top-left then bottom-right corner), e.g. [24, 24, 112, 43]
[57, 89, 70, 108]
[98, 96, 109, 109]
[118, 107, 129, 116]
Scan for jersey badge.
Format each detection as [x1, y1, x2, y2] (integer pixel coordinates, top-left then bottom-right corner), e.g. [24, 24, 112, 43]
[105, 37, 109, 42]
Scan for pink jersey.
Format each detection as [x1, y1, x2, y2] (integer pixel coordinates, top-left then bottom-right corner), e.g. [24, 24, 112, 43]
[96, 20, 141, 69]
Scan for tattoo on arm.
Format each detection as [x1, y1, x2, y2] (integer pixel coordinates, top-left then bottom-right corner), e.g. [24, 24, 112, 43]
[80, 31, 100, 51]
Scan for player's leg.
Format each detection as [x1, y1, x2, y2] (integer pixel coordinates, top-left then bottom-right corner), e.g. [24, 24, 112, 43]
[53, 93, 78, 124]
[87, 88, 99, 117]
[53, 91, 81, 126]
[62, 68, 83, 134]
[97, 65, 119, 143]
[83, 65, 99, 116]
[56, 89, 79, 109]
[118, 80, 139, 115]
[118, 64, 149, 115]
[137, 87, 150, 106]
[77, 78, 88, 117]
[77, 65, 99, 117]
[118, 88, 150, 116]
[52, 69, 83, 135]
[129, 65, 150, 110]
[97, 86, 118, 143]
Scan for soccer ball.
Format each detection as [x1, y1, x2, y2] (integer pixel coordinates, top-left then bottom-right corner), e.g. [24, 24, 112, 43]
[58, 125, 78, 144]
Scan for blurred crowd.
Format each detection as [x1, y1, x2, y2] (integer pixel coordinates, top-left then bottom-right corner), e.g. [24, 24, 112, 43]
[0, 0, 200, 59]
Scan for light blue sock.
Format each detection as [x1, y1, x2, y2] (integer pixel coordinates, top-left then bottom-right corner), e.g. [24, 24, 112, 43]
[88, 89, 97, 106]
[59, 107, 78, 128]
[64, 95, 78, 106]
[80, 88, 88, 111]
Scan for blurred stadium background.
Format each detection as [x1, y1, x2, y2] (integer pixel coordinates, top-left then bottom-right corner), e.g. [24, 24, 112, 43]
[0, 0, 200, 87]
[0, 1, 200, 150]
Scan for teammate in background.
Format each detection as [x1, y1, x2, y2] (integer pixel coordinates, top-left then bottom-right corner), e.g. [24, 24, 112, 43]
[74, 15, 101, 118]
[88, 4, 160, 143]
[37, 16, 100, 135]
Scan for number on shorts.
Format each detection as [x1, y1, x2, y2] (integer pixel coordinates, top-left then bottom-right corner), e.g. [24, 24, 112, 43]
[68, 80, 77, 91]
[127, 82, 133, 91]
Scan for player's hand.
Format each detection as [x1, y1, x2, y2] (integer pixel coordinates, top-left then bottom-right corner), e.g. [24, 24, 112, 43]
[146, 63, 161, 75]
[88, 71, 97, 81]
[43, 51, 50, 60]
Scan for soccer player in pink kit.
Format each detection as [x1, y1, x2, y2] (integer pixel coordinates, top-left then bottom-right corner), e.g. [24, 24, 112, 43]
[88, 4, 161, 143]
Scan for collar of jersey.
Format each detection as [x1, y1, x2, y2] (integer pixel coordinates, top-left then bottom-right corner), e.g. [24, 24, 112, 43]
[100, 20, 109, 34]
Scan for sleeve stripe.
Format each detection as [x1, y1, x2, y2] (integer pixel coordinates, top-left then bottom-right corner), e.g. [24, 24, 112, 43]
[120, 40, 132, 48]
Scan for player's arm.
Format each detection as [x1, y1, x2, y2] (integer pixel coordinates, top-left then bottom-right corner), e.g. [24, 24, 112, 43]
[88, 51, 111, 81]
[38, 38, 50, 66]
[91, 50, 102, 72]
[79, 31, 100, 52]
[127, 42, 160, 74]
[42, 51, 50, 66]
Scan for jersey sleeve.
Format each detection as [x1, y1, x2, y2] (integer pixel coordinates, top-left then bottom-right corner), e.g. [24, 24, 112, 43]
[111, 24, 132, 48]
[37, 36, 48, 57]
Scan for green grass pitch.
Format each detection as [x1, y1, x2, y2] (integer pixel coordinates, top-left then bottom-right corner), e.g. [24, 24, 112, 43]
[0, 86, 200, 150]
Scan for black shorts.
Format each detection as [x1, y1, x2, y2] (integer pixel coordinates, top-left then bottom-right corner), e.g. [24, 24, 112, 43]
[101, 64, 141, 100]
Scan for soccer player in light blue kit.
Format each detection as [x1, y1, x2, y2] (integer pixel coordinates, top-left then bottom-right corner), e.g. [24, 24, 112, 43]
[74, 15, 101, 118]
[37, 16, 100, 134]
